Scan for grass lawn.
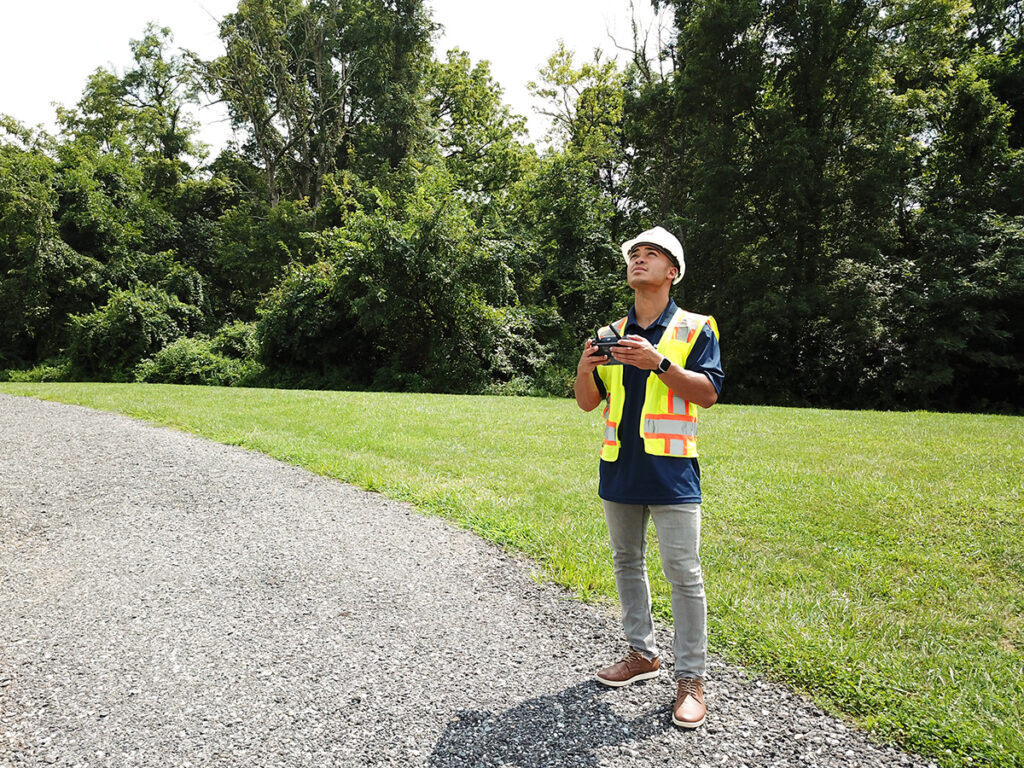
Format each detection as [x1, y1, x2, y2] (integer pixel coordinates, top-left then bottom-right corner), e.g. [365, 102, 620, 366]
[2, 382, 1022, 767]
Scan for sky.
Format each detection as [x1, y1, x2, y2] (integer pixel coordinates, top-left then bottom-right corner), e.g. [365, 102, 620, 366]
[0, 0, 670, 152]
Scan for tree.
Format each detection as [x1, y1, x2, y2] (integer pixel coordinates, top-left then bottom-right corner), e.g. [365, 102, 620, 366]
[258, 165, 546, 391]
[893, 50, 1024, 410]
[485, 46, 641, 392]
[0, 117, 102, 365]
[627, 0, 915, 406]
[529, 43, 629, 215]
[425, 49, 531, 210]
[58, 24, 205, 193]
[198, 0, 434, 206]
[67, 283, 203, 380]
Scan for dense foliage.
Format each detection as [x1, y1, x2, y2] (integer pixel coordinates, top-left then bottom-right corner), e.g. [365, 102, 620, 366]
[2, 1, 1022, 412]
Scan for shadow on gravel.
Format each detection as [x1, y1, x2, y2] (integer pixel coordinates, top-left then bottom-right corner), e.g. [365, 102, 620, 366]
[428, 680, 671, 767]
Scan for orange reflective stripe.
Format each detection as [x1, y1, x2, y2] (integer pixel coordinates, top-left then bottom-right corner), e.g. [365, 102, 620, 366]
[640, 434, 695, 455]
[666, 392, 690, 415]
[604, 388, 617, 446]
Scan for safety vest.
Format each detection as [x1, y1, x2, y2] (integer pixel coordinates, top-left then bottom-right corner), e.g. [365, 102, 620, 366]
[596, 309, 719, 461]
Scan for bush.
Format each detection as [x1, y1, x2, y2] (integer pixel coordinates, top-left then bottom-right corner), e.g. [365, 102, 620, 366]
[211, 320, 259, 359]
[255, 260, 347, 374]
[134, 335, 260, 386]
[525, 362, 578, 397]
[256, 166, 548, 393]
[67, 284, 202, 380]
[1, 358, 73, 382]
[134, 251, 207, 308]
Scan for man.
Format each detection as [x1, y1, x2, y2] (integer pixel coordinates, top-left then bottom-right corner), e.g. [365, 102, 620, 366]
[574, 226, 723, 729]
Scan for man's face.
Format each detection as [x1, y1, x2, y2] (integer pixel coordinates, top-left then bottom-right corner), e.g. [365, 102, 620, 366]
[627, 244, 677, 288]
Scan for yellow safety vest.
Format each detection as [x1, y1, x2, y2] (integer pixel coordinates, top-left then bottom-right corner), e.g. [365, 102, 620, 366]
[596, 309, 719, 461]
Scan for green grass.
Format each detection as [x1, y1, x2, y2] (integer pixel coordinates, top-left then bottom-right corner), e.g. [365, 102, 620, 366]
[2, 382, 1022, 767]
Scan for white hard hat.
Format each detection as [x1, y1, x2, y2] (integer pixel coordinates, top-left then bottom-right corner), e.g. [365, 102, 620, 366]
[621, 226, 685, 284]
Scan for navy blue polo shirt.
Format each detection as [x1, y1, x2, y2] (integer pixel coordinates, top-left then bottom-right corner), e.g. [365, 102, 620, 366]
[593, 299, 724, 505]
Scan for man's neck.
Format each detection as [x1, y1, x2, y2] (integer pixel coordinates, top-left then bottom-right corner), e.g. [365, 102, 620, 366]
[633, 288, 671, 329]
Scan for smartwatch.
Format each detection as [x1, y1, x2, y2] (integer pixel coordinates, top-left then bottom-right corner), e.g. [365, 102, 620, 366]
[657, 356, 671, 374]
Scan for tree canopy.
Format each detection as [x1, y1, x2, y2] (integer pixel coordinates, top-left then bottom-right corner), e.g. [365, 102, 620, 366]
[2, 0, 1022, 412]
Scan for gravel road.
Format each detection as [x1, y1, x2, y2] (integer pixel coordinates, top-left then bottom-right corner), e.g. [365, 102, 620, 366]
[0, 393, 934, 768]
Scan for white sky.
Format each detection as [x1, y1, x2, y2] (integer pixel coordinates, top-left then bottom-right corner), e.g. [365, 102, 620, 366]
[0, 0, 670, 153]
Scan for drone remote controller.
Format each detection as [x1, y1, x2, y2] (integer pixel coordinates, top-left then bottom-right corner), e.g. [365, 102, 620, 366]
[592, 325, 625, 365]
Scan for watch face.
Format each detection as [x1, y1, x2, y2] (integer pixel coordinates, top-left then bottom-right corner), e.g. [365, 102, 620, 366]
[659, 357, 670, 373]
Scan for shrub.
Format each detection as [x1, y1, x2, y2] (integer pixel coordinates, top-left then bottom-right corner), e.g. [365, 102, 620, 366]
[211, 320, 259, 359]
[67, 284, 202, 380]
[1, 358, 73, 382]
[256, 166, 548, 393]
[255, 260, 347, 374]
[134, 335, 260, 386]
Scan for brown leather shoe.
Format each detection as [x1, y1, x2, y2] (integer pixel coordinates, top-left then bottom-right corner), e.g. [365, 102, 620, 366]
[672, 677, 706, 728]
[596, 648, 660, 687]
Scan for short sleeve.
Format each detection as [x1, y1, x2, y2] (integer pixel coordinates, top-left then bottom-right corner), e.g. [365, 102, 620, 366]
[684, 321, 724, 395]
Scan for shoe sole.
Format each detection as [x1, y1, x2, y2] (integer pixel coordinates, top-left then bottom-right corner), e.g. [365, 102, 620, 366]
[595, 669, 660, 687]
[672, 713, 706, 729]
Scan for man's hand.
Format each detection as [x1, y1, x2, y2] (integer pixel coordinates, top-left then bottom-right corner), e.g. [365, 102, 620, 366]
[575, 339, 606, 412]
[610, 334, 662, 370]
[577, 339, 608, 376]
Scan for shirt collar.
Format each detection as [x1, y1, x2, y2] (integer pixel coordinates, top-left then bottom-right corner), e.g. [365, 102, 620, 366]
[626, 298, 678, 332]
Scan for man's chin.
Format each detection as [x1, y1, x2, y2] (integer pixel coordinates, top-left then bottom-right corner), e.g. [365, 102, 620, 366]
[628, 275, 660, 288]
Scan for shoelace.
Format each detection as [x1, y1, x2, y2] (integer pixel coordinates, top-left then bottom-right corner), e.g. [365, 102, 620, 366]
[676, 677, 702, 700]
[624, 649, 648, 665]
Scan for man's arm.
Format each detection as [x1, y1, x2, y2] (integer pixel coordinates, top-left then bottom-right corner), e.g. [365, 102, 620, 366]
[655, 363, 718, 409]
[575, 339, 606, 412]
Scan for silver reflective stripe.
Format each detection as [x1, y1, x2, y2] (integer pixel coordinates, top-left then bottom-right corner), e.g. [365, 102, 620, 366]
[671, 394, 687, 414]
[644, 418, 698, 437]
[605, 424, 617, 442]
[668, 439, 688, 455]
[668, 310, 689, 341]
[670, 311, 705, 343]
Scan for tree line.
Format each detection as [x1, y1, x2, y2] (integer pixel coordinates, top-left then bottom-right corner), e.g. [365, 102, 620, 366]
[2, 0, 1021, 412]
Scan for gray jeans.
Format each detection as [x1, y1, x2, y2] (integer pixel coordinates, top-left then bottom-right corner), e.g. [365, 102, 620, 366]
[602, 500, 707, 679]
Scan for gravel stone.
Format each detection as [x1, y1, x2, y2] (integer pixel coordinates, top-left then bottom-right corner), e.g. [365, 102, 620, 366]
[0, 394, 934, 768]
